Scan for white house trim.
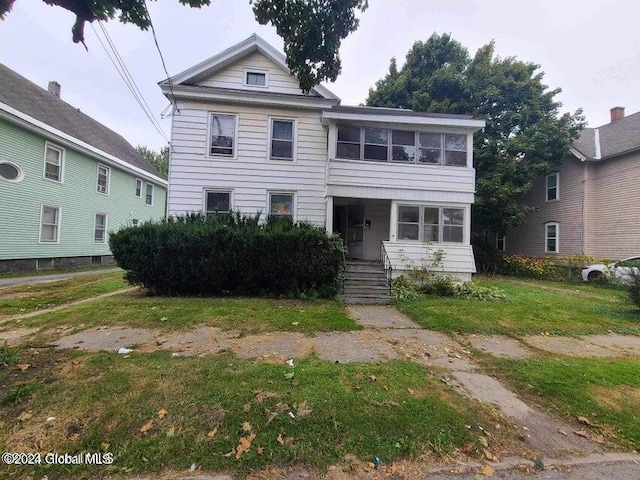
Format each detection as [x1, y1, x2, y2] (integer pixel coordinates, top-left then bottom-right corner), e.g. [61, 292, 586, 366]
[321, 110, 485, 130]
[160, 33, 340, 101]
[0, 102, 168, 187]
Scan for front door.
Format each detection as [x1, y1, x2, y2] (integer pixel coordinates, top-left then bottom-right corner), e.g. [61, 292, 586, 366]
[346, 205, 365, 259]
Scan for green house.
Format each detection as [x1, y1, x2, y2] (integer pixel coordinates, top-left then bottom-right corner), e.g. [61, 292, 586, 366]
[0, 64, 167, 273]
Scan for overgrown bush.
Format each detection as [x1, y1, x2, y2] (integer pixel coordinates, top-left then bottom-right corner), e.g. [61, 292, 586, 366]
[471, 233, 504, 274]
[454, 282, 507, 300]
[109, 212, 344, 297]
[417, 275, 456, 297]
[391, 276, 421, 301]
[502, 255, 561, 279]
[628, 268, 640, 309]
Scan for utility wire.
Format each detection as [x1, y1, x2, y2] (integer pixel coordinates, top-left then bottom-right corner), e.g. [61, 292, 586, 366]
[90, 22, 169, 143]
[144, 1, 178, 115]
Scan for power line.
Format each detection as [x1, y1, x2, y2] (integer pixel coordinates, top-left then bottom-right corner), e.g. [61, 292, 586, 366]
[143, 2, 178, 114]
[90, 22, 169, 143]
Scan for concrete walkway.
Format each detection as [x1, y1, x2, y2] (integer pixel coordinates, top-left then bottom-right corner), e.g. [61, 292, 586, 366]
[0, 267, 121, 289]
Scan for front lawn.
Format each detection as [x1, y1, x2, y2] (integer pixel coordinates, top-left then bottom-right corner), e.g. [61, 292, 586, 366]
[397, 276, 640, 336]
[8, 291, 358, 335]
[0, 348, 513, 478]
[0, 272, 128, 317]
[480, 356, 640, 450]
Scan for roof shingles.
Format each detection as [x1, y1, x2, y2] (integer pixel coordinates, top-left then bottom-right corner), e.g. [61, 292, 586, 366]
[0, 63, 160, 177]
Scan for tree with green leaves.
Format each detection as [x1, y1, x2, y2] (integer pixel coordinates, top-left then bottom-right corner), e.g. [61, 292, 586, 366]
[0, 0, 367, 92]
[137, 145, 169, 179]
[367, 33, 584, 234]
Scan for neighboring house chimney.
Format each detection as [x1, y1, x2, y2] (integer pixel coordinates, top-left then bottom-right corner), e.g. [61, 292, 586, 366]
[610, 106, 625, 123]
[48, 81, 61, 98]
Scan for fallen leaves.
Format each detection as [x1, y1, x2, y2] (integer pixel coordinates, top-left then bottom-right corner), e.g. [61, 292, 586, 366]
[18, 411, 33, 421]
[277, 433, 285, 445]
[480, 464, 495, 476]
[139, 420, 154, 434]
[242, 421, 252, 432]
[17, 363, 31, 371]
[235, 432, 256, 460]
[574, 429, 605, 444]
[157, 408, 168, 419]
[295, 401, 313, 419]
[207, 427, 218, 439]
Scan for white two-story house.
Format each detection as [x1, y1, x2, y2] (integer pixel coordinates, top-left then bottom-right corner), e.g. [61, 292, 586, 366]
[159, 35, 485, 282]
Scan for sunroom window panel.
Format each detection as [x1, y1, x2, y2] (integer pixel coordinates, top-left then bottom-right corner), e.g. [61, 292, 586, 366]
[337, 125, 360, 142]
[423, 207, 440, 242]
[442, 208, 464, 243]
[398, 206, 420, 241]
[392, 130, 416, 162]
[364, 144, 388, 161]
[398, 224, 419, 240]
[443, 226, 464, 242]
[337, 142, 361, 159]
[398, 206, 420, 223]
[444, 134, 467, 166]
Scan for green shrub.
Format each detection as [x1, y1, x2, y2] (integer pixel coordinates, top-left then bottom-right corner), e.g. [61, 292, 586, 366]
[109, 212, 344, 297]
[628, 268, 640, 309]
[391, 276, 421, 301]
[454, 281, 507, 300]
[417, 275, 456, 297]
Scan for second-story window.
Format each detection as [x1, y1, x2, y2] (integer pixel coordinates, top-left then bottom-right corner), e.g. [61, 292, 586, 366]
[335, 126, 468, 166]
[97, 164, 110, 194]
[135, 178, 142, 197]
[209, 114, 236, 157]
[546, 172, 559, 201]
[145, 183, 154, 206]
[270, 119, 294, 160]
[44, 143, 64, 182]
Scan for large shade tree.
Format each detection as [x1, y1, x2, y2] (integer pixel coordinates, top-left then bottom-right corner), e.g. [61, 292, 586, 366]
[0, 0, 368, 92]
[367, 33, 584, 234]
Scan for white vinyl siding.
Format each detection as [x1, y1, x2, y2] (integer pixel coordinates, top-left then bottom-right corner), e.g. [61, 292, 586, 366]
[97, 164, 110, 194]
[383, 241, 476, 280]
[94, 213, 107, 243]
[44, 142, 64, 182]
[197, 51, 314, 96]
[168, 104, 327, 225]
[39, 205, 60, 243]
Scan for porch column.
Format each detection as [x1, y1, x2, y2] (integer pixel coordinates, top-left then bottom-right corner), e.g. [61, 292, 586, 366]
[389, 201, 397, 242]
[325, 196, 334, 233]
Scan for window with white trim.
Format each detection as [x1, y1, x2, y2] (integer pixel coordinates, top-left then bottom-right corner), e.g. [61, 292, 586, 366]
[269, 192, 294, 219]
[205, 190, 231, 217]
[209, 113, 236, 157]
[135, 178, 142, 197]
[397, 205, 465, 243]
[44, 143, 64, 182]
[496, 234, 506, 252]
[335, 126, 468, 166]
[97, 164, 110, 194]
[94, 213, 107, 243]
[145, 183, 154, 206]
[245, 71, 267, 86]
[545, 223, 559, 253]
[40, 206, 60, 243]
[546, 172, 559, 201]
[270, 119, 294, 160]
[0, 161, 23, 182]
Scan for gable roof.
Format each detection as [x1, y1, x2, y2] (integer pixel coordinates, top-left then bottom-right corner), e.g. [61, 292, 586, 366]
[160, 33, 340, 101]
[0, 63, 163, 180]
[572, 110, 640, 161]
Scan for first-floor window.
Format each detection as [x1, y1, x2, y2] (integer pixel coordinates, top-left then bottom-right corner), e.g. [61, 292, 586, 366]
[205, 190, 231, 217]
[545, 223, 559, 253]
[496, 235, 506, 251]
[145, 183, 154, 205]
[94, 213, 107, 243]
[97, 164, 110, 194]
[40, 205, 60, 243]
[397, 205, 465, 243]
[269, 192, 294, 219]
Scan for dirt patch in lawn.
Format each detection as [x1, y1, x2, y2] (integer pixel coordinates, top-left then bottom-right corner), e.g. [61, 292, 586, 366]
[591, 385, 640, 411]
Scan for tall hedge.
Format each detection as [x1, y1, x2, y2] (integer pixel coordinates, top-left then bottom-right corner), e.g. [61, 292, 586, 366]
[109, 213, 344, 297]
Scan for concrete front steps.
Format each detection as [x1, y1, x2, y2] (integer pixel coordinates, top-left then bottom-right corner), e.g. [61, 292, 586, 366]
[340, 260, 394, 304]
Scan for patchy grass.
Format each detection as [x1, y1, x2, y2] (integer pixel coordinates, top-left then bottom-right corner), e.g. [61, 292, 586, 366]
[0, 272, 128, 316]
[397, 276, 640, 336]
[480, 356, 640, 449]
[0, 349, 513, 478]
[0, 264, 119, 279]
[12, 292, 358, 335]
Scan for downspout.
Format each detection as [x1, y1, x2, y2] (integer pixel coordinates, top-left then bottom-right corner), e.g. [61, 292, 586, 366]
[582, 160, 588, 255]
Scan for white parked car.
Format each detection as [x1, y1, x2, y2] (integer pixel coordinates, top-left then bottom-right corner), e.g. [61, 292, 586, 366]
[581, 256, 640, 283]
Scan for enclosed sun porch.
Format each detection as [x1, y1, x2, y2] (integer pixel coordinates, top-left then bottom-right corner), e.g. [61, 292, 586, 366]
[321, 106, 486, 282]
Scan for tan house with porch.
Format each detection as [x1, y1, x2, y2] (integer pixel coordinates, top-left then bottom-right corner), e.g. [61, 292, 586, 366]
[500, 107, 640, 260]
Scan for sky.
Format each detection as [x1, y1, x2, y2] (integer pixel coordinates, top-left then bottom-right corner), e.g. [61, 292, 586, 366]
[0, 0, 638, 151]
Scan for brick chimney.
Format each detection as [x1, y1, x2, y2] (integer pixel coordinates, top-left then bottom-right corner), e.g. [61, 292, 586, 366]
[48, 81, 61, 98]
[610, 106, 625, 123]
